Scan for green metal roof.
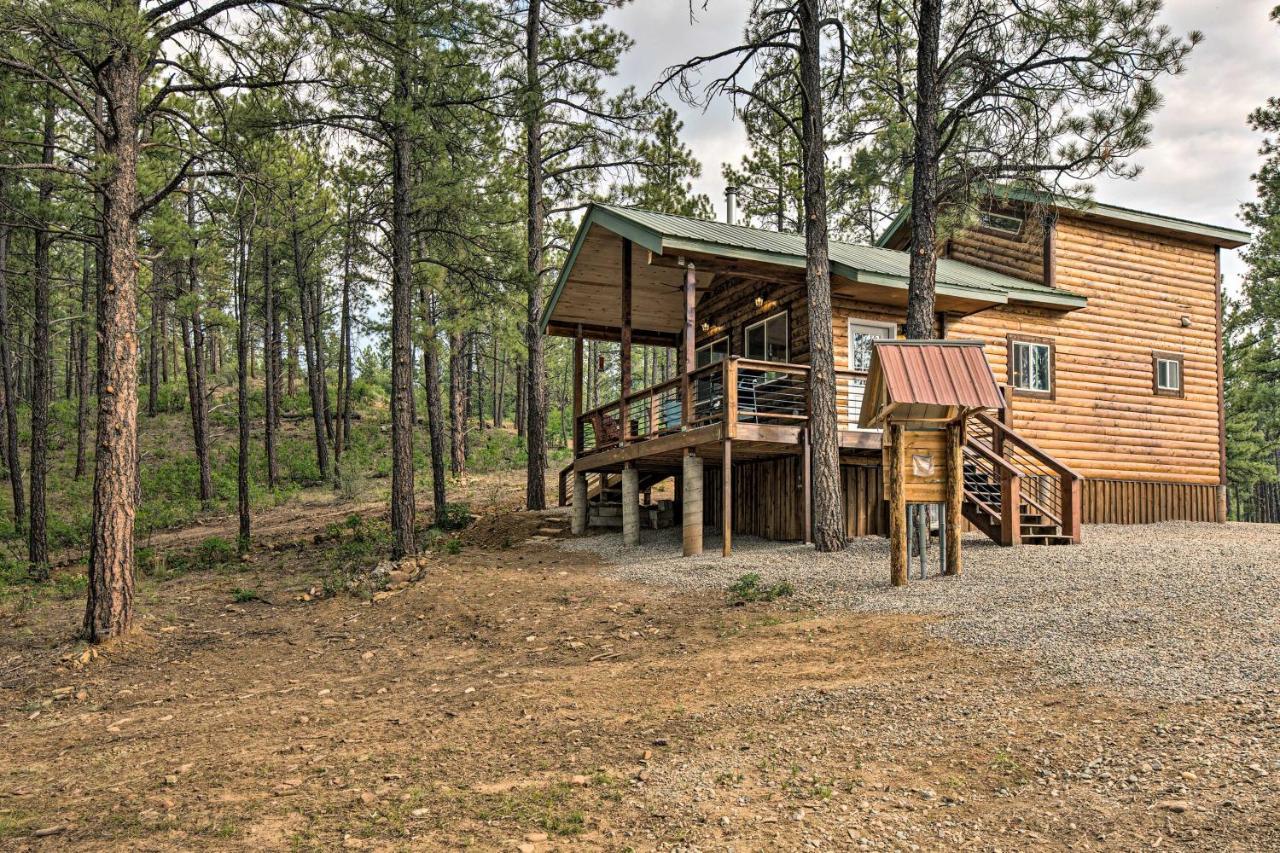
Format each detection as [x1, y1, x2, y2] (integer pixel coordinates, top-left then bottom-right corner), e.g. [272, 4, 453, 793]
[875, 187, 1251, 249]
[542, 204, 1085, 333]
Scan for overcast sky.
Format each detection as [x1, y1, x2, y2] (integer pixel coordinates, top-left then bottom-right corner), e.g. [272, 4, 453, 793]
[603, 0, 1280, 294]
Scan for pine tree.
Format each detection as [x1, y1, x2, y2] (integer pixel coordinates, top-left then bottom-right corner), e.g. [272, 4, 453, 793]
[617, 105, 713, 218]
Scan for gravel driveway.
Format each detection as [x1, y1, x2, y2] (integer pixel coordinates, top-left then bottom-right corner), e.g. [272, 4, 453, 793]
[560, 522, 1280, 701]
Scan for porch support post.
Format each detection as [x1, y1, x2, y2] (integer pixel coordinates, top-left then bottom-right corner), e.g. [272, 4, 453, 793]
[801, 428, 812, 544]
[681, 262, 696, 427]
[620, 239, 632, 443]
[621, 464, 640, 546]
[573, 324, 584, 457]
[722, 439, 732, 557]
[887, 422, 907, 586]
[944, 419, 963, 576]
[572, 470, 588, 535]
[682, 449, 703, 557]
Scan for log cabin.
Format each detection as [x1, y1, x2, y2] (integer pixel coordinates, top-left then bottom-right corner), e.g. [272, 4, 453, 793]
[541, 189, 1249, 555]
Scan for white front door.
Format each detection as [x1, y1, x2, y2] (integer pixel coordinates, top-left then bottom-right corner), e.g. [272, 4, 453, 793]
[846, 320, 896, 429]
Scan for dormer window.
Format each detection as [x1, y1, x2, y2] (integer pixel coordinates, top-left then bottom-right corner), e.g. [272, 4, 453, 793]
[979, 210, 1024, 237]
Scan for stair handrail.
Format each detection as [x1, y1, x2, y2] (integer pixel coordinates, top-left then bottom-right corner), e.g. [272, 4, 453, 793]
[973, 412, 1083, 482]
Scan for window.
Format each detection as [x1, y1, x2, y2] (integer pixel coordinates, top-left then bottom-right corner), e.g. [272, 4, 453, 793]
[744, 311, 788, 362]
[847, 321, 896, 431]
[1008, 335, 1054, 399]
[979, 209, 1024, 237]
[695, 337, 728, 368]
[1153, 352, 1184, 398]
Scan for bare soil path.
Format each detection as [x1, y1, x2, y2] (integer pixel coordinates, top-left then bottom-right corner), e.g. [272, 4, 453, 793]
[0, 510, 1276, 851]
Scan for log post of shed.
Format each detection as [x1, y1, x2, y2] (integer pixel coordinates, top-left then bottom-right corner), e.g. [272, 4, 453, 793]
[887, 422, 907, 586]
[621, 463, 639, 546]
[620, 239, 632, 443]
[945, 419, 963, 576]
[682, 449, 703, 557]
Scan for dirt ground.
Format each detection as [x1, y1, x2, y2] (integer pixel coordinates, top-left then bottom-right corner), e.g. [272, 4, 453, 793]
[0, 504, 1277, 851]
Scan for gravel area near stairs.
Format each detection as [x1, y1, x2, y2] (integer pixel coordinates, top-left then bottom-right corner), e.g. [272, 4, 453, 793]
[559, 521, 1280, 701]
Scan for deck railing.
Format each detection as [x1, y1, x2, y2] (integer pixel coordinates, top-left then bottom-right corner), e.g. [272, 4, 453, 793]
[574, 357, 813, 457]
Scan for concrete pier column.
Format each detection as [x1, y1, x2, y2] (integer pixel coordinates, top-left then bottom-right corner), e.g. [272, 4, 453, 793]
[572, 472, 588, 535]
[682, 451, 703, 557]
[622, 466, 640, 546]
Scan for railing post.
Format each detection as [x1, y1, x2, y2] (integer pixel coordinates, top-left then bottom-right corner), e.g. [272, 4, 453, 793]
[1001, 470, 1022, 546]
[724, 358, 738, 439]
[1061, 473, 1082, 544]
[681, 262, 696, 430]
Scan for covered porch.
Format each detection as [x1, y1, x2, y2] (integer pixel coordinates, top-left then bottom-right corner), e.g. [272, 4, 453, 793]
[541, 203, 1075, 556]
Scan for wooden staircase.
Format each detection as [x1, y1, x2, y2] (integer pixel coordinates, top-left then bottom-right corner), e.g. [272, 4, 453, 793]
[961, 412, 1082, 546]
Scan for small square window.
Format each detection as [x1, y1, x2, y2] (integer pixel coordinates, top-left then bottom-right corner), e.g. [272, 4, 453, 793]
[1008, 335, 1054, 399]
[1153, 352, 1184, 398]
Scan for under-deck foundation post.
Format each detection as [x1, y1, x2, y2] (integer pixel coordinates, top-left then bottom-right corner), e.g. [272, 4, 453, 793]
[682, 450, 703, 557]
[572, 471, 588, 535]
[722, 439, 732, 557]
[622, 465, 640, 546]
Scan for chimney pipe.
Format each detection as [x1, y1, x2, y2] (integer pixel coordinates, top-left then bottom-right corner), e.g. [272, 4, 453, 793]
[725, 185, 738, 226]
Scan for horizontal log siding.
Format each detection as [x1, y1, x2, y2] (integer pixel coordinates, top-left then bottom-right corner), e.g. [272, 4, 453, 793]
[1083, 479, 1221, 524]
[947, 215, 1223, 485]
[694, 278, 809, 363]
[946, 218, 1045, 281]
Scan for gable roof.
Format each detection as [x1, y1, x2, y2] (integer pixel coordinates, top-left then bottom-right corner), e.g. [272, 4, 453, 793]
[542, 204, 1086, 336]
[858, 340, 1005, 428]
[875, 187, 1250, 249]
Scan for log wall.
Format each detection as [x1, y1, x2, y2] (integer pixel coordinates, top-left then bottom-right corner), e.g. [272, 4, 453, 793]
[694, 277, 809, 362]
[947, 214, 1224, 486]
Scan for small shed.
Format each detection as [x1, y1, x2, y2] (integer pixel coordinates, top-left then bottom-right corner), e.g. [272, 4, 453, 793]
[856, 340, 1005, 586]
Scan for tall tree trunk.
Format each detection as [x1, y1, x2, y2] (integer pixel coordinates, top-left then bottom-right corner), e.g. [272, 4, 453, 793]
[29, 94, 55, 577]
[906, 0, 942, 339]
[236, 217, 251, 549]
[0, 173, 24, 533]
[262, 230, 279, 488]
[388, 30, 416, 558]
[84, 51, 141, 643]
[524, 0, 548, 510]
[797, 0, 843, 552]
[159, 292, 169, 385]
[76, 241, 93, 477]
[286, 314, 297, 397]
[186, 190, 213, 503]
[146, 264, 159, 419]
[449, 327, 467, 476]
[291, 225, 330, 480]
[420, 285, 448, 525]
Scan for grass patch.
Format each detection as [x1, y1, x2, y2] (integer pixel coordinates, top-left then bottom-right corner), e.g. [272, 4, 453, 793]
[726, 572, 794, 605]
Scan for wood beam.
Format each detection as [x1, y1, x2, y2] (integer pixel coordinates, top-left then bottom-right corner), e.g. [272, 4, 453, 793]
[945, 420, 963, 576]
[621, 239, 632, 443]
[573, 324, 583, 457]
[888, 423, 907, 586]
[681, 262, 697, 426]
[722, 439, 732, 557]
[647, 249, 806, 286]
[545, 321, 679, 348]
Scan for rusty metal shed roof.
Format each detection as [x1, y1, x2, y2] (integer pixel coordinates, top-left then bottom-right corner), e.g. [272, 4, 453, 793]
[857, 341, 1004, 428]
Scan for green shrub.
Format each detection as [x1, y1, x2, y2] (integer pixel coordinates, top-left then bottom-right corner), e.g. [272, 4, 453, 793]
[196, 536, 236, 566]
[726, 573, 794, 605]
[437, 502, 473, 531]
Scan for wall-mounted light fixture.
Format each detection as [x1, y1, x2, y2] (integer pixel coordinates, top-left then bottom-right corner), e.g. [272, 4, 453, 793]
[1180, 315, 1192, 328]
[754, 295, 764, 308]
[700, 320, 710, 332]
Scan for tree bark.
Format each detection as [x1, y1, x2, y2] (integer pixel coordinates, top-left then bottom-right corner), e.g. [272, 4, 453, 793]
[906, 0, 942, 340]
[28, 94, 55, 576]
[84, 50, 141, 642]
[523, 0, 548, 510]
[421, 285, 448, 525]
[797, 0, 843, 552]
[0, 173, 24, 533]
[388, 32, 416, 557]
[291, 224, 330, 481]
[263, 225, 279, 488]
[146, 263, 159, 419]
[185, 189, 213, 503]
[449, 326, 467, 476]
[236, 217, 251, 549]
